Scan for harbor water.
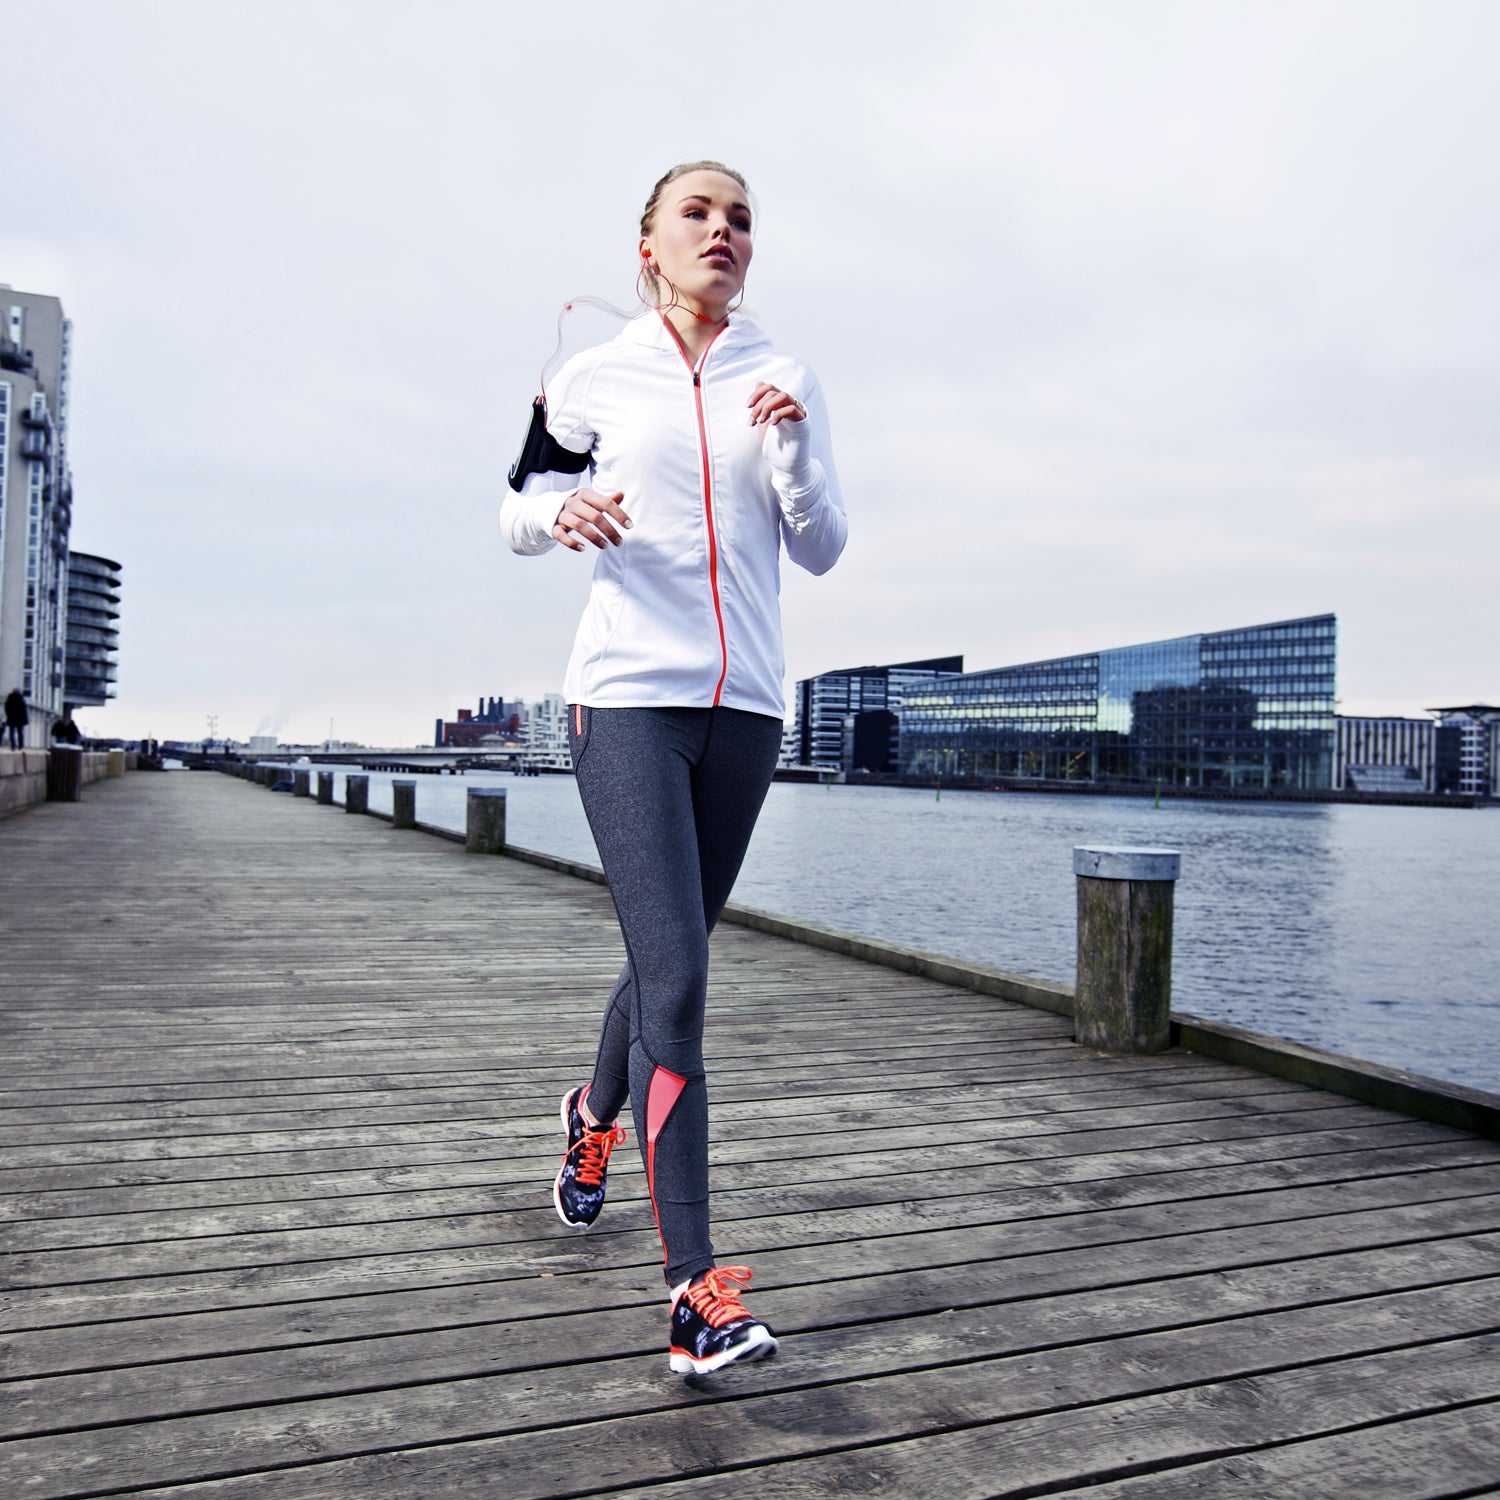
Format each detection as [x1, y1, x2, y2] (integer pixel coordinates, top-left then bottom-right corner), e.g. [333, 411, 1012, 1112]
[311, 767, 1500, 1096]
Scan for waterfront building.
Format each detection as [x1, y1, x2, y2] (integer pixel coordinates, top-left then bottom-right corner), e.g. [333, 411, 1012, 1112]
[1429, 706, 1500, 799]
[521, 692, 571, 770]
[899, 615, 1337, 790]
[793, 655, 964, 771]
[776, 718, 798, 768]
[1335, 715, 1435, 793]
[62, 552, 121, 708]
[437, 695, 524, 749]
[0, 288, 77, 741]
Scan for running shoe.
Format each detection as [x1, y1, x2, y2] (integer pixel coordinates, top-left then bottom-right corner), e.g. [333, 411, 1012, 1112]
[668, 1265, 778, 1375]
[553, 1086, 626, 1229]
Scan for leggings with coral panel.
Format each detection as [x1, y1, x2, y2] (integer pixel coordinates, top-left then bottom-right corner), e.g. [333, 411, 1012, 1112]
[568, 704, 782, 1288]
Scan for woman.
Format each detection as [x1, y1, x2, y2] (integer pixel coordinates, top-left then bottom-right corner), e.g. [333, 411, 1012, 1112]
[501, 161, 847, 1375]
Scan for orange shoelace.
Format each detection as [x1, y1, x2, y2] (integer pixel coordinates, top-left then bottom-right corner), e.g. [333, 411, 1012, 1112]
[567, 1122, 626, 1188]
[681, 1265, 756, 1328]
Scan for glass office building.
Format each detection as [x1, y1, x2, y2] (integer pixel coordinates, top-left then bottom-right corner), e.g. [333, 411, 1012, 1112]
[900, 614, 1337, 790]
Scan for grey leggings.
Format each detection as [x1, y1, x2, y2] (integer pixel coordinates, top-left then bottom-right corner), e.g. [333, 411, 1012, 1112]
[569, 704, 782, 1287]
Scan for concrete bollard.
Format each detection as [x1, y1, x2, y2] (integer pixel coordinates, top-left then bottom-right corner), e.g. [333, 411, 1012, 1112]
[466, 787, 507, 853]
[293, 770, 311, 798]
[392, 779, 417, 829]
[107, 748, 125, 778]
[1073, 846, 1181, 1053]
[317, 771, 334, 804]
[345, 774, 369, 814]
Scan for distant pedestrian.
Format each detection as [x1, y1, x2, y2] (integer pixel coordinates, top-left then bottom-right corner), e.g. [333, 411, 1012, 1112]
[4, 689, 27, 750]
[501, 162, 847, 1376]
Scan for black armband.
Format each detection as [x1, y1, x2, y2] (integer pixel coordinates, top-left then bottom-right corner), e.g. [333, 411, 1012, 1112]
[507, 396, 592, 493]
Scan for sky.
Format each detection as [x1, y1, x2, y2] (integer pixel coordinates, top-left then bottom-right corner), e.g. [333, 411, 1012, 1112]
[3, 0, 1495, 747]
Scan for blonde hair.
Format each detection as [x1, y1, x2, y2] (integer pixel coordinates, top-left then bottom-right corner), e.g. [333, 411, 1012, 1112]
[639, 161, 751, 308]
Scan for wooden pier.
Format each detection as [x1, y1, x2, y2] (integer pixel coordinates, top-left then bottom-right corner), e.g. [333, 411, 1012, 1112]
[2, 771, 1499, 1497]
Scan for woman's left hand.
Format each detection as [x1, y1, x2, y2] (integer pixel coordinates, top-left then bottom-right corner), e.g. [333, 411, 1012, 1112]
[747, 383, 807, 427]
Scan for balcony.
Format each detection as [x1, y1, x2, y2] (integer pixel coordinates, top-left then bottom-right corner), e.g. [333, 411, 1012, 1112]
[20, 429, 49, 460]
[0, 339, 35, 375]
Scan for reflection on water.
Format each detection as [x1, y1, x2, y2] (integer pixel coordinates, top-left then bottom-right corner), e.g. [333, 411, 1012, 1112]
[330, 768, 1500, 1095]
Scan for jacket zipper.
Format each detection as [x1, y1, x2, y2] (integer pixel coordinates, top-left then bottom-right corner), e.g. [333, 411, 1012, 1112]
[665, 318, 729, 706]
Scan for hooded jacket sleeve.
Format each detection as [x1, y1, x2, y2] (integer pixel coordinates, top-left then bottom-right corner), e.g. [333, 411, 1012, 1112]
[499, 354, 598, 556]
[763, 370, 847, 577]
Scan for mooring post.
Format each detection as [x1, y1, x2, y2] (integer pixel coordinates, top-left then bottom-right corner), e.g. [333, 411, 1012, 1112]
[1073, 846, 1181, 1053]
[293, 770, 311, 798]
[46, 745, 83, 803]
[316, 771, 334, 805]
[345, 774, 369, 815]
[392, 779, 417, 829]
[466, 787, 507, 853]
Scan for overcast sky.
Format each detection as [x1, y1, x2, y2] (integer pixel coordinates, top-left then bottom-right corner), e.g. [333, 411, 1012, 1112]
[3, 0, 1495, 746]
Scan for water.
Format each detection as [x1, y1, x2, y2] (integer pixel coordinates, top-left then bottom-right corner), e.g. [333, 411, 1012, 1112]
[310, 766, 1500, 1096]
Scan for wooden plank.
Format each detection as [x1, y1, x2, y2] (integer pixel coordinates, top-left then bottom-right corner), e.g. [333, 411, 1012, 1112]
[7, 1135, 1498, 1256]
[0, 1117, 1463, 1229]
[0, 1062, 1311, 1146]
[7, 1229, 1499, 1437]
[6, 1220, 1496, 1384]
[5, 1297, 1497, 1497]
[604, 1394, 1500, 1499]
[7, 1183, 1500, 1340]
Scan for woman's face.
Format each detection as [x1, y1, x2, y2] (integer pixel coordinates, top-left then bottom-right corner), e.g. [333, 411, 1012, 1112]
[641, 169, 753, 316]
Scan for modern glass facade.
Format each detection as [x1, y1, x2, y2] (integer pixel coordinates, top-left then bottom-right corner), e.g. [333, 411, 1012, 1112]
[900, 614, 1337, 790]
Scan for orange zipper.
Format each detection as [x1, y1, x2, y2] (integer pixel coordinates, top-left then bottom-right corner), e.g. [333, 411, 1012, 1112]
[663, 318, 729, 705]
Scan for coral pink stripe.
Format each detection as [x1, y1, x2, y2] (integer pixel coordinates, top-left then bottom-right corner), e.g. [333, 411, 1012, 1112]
[646, 1066, 687, 1143]
[644, 1065, 688, 1268]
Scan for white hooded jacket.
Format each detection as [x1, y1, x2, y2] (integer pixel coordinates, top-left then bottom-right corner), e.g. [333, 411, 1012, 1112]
[500, 312, 847, 718]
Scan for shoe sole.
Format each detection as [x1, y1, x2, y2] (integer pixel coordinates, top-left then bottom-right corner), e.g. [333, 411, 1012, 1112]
[668, 1326, 778, 1376]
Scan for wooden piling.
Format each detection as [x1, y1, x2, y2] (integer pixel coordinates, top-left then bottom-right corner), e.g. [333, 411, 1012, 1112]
[316, 771, 334, 804]
[293, 770, 311, 798]
[45, 746, 83, 802]
[466, 786, 507, 853]
[345, 774, 369, 815]
[392, 779, 417, 829]
[1073, 846, 1180, 1053]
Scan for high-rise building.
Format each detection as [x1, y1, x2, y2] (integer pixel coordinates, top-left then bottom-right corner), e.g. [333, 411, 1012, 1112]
[793, 656, 964, 771]
[63, 552, 121, 708]
[899, 615, 1337, 790]
[0, 288, 77, 739]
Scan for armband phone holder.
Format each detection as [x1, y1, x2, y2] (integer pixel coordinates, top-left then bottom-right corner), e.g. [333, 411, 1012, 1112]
[508, 396, 591, 493]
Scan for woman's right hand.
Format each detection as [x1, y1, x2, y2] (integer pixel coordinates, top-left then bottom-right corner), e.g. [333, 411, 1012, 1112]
[553, 488, 633, 551]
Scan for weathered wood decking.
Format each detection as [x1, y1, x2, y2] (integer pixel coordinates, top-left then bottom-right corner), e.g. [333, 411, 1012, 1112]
[2, 771, 1499, 1498]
